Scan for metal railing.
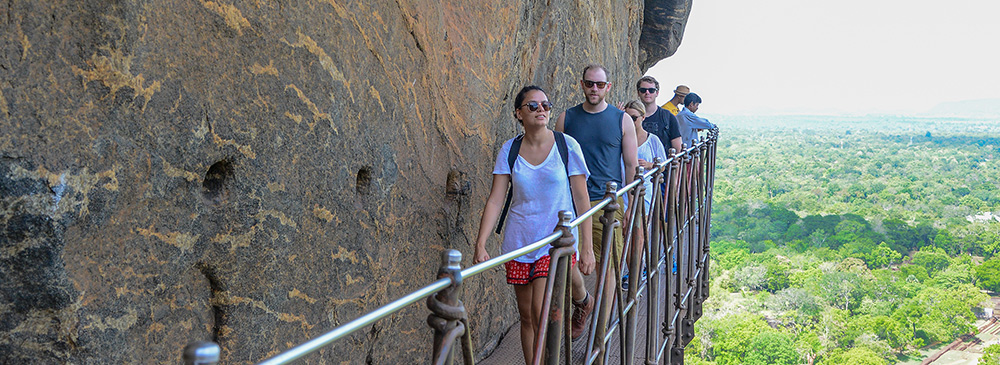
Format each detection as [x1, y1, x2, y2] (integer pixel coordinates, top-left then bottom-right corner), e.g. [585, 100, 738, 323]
[183, 129, 719, 365]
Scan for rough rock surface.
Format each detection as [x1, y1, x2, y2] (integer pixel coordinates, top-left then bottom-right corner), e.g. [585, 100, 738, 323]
[0, 0, 690, 363]
[640, 0, 693, 70]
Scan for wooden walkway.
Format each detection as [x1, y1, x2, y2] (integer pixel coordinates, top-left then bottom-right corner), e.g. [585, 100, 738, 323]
[480, 262, 673, 365]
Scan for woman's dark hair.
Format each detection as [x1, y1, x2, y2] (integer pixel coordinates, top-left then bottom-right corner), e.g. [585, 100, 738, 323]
[684, 92, 702, 107]
[514, 85, 547, 110]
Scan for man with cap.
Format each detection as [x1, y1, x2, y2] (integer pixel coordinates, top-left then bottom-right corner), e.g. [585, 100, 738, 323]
[660, 85, 690, 116]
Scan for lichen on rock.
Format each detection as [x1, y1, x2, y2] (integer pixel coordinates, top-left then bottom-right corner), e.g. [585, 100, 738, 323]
[1, 0, 690, 363]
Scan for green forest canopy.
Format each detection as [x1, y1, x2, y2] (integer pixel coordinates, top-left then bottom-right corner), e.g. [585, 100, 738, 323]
[692, 115, 1000, 365]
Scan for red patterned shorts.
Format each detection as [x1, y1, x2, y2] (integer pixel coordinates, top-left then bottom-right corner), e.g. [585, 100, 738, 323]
[504, 253, 577, 285]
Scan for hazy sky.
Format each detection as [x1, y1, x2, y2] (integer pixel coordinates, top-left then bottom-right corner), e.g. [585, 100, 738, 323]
[646, 0, 1000, 115]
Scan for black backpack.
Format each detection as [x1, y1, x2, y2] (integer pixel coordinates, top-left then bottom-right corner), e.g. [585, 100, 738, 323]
[495, 131, 577, 234]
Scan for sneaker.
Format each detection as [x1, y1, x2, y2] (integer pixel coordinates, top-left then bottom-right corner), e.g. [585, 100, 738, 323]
[571, 293, 594, 340]
[622, 267, 647, 292]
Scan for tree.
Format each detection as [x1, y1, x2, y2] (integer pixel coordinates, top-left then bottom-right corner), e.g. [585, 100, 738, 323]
[900, 285, 986, 344]
[934, 262, 974, 288]
[870, 315, 914, 351]
[819, 271, 867, 312]
[764, 263, 791, 292]
[731, 264, 767, 291]
[866, 242, 901, 268]
[911, 246, 951, 275]
[809, 229, 830, 249]
[933, 229, 957, 254]
[979, 227, 1000, 258]
[710, 314, 772, 365]
[768, 287, 822, 317]
[821, 347, 887, 365]
[883, 218, 919, 251]
[744, 331, 800, 365]
[981, 344, 1000, 365]
[975, 258, 1000, 292]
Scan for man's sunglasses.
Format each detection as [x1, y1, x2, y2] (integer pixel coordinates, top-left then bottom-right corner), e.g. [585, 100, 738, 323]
[520, 101, 554, 112]
[638, 87, 658, 94]
[582, 80, 608, 89]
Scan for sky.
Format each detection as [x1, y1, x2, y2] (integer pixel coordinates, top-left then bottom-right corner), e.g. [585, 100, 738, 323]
[646, 0, 1000, 116]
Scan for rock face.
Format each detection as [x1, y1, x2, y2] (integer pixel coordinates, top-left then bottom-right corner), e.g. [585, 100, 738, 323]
[0, 1, 690, 363]
[640, 0, 693, 70]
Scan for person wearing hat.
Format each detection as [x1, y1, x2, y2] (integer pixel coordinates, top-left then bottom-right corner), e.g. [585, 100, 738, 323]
[660, 85, 690, 116]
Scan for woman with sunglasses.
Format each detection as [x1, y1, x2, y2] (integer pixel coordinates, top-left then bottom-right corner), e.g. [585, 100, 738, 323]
[623, 100, 667, 216]
[620, 100, 667, 289]
[473, 86, 595, 364]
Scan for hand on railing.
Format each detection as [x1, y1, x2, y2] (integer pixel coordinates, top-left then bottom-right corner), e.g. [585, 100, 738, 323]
[637, 158, 655, 171]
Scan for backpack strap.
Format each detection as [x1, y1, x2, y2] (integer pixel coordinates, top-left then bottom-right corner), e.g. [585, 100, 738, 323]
[554, 131, 570, 176]
[495, 133, 577, 235]
[495, 135, 523, 234]
[553, 131, 578, 219]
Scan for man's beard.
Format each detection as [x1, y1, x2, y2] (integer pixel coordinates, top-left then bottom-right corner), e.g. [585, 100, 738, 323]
[585, 94, 604, 106]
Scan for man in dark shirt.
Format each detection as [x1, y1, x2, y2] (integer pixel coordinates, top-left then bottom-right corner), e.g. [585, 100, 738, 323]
[636, 76, 682, 153]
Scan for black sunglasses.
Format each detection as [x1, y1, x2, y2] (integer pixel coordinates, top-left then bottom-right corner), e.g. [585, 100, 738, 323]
[582, 80, 608, 89]
[629, 114, 641, 121]
[520, 101, 554, 112]
[638, 87, 658, 94]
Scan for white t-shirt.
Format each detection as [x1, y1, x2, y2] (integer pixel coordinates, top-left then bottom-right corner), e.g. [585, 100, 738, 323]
[493, 134, 590, 263]
[622, 134, 667, 216]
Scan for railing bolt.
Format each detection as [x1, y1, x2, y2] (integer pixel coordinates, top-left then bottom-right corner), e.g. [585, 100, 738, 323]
[183, 341, 220, 365]
[427, 249, 472, 365]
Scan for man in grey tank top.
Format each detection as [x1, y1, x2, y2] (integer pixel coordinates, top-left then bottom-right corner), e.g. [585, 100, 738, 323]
[555, 63, 639, 342]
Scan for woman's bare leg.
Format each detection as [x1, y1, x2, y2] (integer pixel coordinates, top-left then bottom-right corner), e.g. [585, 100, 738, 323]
[514, 277, 548, 365]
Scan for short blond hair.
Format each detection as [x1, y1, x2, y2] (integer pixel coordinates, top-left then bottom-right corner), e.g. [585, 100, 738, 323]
[581, 63, 609, 81]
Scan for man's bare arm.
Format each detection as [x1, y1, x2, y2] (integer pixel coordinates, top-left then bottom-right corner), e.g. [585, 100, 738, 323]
[670, 137, 682, 154]
[621, 113, 639, 183]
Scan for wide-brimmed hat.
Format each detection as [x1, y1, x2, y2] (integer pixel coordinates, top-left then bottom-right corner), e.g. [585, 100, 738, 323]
[674, 85, 690, 96]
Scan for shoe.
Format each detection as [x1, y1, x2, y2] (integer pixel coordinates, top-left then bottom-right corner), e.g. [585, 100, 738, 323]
[622, 267, 647, 291]
[571, 292, 594, 340]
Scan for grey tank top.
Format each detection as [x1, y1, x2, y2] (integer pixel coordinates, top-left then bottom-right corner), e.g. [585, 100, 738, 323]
[563, 104, 624, 200]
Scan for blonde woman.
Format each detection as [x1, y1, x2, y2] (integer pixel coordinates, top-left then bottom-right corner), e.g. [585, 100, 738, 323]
[621, 100, 667, 288]
[623, 100, 667, 217]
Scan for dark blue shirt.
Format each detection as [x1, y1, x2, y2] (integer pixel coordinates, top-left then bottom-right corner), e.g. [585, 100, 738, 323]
[642, 107, 681, 152]
[564, 104, 625, 200]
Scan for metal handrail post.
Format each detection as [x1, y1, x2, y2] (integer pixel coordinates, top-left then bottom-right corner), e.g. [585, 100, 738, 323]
[662, 149, 678, 364]
[691, 141, 706, 322]
[623, 166, 646, 364]
[535, 211, 575, 365]
[427, 250, 472, 365]
[702, 130, 719, 302]
[681, 142, 698, 347]
[586, 182, 620, 365]
[645, 160, 664, 365]
[671, 148, 690, 362]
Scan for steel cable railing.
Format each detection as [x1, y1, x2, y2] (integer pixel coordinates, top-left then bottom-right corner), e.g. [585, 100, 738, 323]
[182, 128, 719, 365]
